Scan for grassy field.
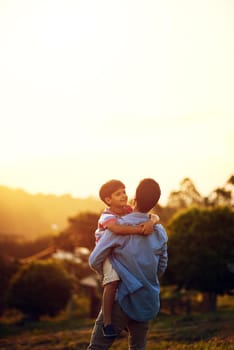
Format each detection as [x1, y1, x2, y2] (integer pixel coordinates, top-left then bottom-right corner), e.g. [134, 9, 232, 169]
[0, 306, 234, 350]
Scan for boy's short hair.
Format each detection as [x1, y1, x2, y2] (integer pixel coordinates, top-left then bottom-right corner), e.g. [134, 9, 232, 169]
[99, 179, 125, 204]
[135, 178, 161, 212]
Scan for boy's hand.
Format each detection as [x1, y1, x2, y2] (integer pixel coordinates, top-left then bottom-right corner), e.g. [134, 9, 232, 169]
[141, 215, 160, 235]
[149, 214, 160, 224]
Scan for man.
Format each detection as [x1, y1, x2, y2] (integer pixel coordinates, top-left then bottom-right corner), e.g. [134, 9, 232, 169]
[87, 178, 168, 350]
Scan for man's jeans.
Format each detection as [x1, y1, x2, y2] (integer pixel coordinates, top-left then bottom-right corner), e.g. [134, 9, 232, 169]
[87, 301, 149, 350]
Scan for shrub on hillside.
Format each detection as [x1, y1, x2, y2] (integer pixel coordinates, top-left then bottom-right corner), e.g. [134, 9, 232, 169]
[7, 260, 73, 320]
[164, 206, 234, 311]
[0, 255, 19, 315]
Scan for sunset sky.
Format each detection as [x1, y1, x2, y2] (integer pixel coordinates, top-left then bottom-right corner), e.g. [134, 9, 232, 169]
[0, 0, 233, 204]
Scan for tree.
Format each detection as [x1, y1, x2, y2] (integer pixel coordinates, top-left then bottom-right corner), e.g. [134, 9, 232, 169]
[205, 175, 234, 208]
[7, 260, 73, 320]
[164, 206, 234, 311]
[55, 212, 99, 251]
[167, 178, 203, 209]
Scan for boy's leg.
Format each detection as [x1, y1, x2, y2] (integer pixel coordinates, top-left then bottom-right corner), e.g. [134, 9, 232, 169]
[127, 320, 149, 350]
[102, 258, 120, 337]
[87, 302, 129, 350]
[102, 281, 119, 326]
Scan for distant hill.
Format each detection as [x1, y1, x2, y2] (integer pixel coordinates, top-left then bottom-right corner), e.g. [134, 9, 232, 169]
[0, 186, 104, 240]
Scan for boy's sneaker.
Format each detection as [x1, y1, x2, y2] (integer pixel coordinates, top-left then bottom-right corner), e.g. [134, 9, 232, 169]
[102, 324, 117, 338]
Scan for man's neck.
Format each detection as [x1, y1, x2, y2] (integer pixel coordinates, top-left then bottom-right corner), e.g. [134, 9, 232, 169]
[133, 205, 147, 214]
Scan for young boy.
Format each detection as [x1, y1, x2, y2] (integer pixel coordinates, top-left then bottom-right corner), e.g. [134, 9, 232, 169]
[95, 179, 159, 338]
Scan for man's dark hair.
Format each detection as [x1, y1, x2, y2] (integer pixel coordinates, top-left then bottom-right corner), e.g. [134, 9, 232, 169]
[99, 179, 125, 204]
[135, 178, 161, 212]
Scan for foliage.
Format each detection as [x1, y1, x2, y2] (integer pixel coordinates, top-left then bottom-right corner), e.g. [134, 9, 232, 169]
[166, 175, 234, 210]
[164, 207, 234, 303]
[7, 260, 73, 320]
[167, 178, 203, 208]
[0, 256, 19, 315]
[0, 185, 104, 239]
[205, 175, 234, 207]
[151, 203, 177, 225]
[55, 212, 99, 251]
[0, 235, 54, 260]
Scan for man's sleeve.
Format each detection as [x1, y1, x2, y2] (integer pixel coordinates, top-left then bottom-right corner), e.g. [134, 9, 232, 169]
[89, 230, 120, 275]
[156, 225, 168, 277]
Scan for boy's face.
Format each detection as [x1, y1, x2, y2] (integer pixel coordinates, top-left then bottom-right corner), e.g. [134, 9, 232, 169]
[105, 187, 128, 208]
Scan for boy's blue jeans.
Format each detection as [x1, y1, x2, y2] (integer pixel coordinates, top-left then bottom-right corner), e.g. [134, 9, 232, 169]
[87, 301, 149, 350]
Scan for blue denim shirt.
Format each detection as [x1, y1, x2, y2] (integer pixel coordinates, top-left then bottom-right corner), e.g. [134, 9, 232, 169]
[89, 212, 168, 322]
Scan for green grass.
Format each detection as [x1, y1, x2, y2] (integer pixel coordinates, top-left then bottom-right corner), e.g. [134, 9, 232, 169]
[0, 308, 234, 350]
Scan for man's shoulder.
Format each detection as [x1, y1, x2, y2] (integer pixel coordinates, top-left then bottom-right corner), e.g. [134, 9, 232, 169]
[120, 211, 137, 220]
[119, 212, 147, 224]
[154, 224, 168, 242]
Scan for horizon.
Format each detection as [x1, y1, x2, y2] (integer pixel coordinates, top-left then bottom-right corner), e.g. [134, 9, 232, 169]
[0, 171, 232, 207]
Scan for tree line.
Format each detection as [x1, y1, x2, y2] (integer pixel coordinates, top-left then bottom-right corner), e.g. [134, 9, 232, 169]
[0, 175, 233, 319]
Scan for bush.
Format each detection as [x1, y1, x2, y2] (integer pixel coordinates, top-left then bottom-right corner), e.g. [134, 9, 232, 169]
[165, 206, 234, 311]
[7, 260, 73, 320]
[0, 255, 19, 315]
